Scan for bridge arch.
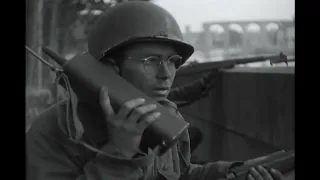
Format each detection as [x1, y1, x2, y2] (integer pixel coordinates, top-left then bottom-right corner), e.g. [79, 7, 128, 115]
[228, 24, 244, 33]
[265, 23, 280, 31]
[227, 24, 244, 47]
[246, 23, 261, 32]
[209, 24, 225, 34]
[197, 20, 294, 58]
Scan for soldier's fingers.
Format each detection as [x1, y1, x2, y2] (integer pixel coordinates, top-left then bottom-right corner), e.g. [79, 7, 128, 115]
[270, 168, 284, 180]
[99, 87, 115, 117]
[127, 104, 157, 124]
[136, 112, 161, 131]
[247, 174, 255, 180]
[257, 166, 273, 180]
[117, 98, 146, 120]
[127, 111, 161, 135]
[249, 167, 263, 180]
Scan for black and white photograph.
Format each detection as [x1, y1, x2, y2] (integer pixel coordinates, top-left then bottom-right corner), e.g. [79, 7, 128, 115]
[26, 0, 295, 179]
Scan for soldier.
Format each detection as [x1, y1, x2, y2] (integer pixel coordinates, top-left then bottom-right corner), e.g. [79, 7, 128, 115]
[26, 2, 285, 180]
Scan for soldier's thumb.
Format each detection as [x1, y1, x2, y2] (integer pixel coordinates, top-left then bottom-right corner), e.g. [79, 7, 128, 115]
[99, 86, 115, 117]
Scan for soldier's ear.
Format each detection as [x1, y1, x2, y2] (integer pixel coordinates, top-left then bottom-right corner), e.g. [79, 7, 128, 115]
[104, 58, 120, 74]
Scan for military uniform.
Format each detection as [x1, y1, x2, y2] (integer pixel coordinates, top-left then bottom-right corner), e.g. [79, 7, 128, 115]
[27, 99, 240, 180]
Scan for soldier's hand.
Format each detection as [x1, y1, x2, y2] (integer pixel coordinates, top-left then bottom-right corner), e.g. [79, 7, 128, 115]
[248, 166, 284, 180]
[99, 87, 160, 157]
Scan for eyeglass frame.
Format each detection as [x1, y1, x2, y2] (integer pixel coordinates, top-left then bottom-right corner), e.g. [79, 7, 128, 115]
[98, 53, 183, 72]
[127, 54, 183, 72]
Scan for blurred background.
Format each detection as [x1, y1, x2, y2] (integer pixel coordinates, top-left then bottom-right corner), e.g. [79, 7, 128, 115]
[25, 0, 295, 131]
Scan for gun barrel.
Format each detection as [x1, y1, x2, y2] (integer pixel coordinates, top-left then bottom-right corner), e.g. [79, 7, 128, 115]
[42, 46, 67, 66]
[182, 53, 287, 70]
[220, 54, 286, 67]
[209, 56, 266, 69]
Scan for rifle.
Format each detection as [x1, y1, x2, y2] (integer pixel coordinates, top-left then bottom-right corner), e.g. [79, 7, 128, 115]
[25, 46, 189, 156]
[225, 150, 295, 180]
[179, 52, 289, 73]
[172, 53, 291, 107]
[270, 58, 295, 66]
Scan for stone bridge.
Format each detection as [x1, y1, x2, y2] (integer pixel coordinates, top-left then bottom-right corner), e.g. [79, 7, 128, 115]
[184, 20, 295, 59]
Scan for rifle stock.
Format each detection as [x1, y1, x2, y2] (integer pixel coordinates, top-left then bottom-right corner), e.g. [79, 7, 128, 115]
[225, 150, 295, 180]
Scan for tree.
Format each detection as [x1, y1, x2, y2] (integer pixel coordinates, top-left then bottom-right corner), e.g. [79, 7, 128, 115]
[26, 0, 44, 88]
[25, 0, 153, 124]
[26, 0, 152, 90]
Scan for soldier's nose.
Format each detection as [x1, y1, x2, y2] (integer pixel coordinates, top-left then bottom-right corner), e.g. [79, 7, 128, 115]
[157, 63, 172, 80]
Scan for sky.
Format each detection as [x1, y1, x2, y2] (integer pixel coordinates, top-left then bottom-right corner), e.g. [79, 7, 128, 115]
[153, 0, 295, 33]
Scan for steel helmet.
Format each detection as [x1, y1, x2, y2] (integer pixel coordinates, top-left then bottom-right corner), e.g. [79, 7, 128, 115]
[88, 1, 194, 66]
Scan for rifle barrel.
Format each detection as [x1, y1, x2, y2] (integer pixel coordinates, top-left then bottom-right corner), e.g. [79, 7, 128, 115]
[211, 56, 266, 68]
[189, 53, 287, 69]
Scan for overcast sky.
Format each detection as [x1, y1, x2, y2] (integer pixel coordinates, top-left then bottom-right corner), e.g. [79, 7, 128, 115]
[153, 0, 295, 33]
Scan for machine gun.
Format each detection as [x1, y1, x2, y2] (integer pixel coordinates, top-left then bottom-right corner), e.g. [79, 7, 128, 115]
[25, 46, 189, 156]
[225, 150, 295, 180]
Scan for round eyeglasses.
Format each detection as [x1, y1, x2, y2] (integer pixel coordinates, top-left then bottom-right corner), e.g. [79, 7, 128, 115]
[129, 55, 182, 73]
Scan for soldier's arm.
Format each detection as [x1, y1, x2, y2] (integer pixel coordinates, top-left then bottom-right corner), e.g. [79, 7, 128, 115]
[169, 69, 221, 105]
[179, 161, 244, 180]
[27, 131, 153, 180]
[181, 154, 289, 180]
[169, 79, 206, 103]
[173, 141, 242, 180]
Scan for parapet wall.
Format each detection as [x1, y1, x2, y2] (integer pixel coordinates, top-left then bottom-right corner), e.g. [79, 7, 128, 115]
[173, 64, 294, 162]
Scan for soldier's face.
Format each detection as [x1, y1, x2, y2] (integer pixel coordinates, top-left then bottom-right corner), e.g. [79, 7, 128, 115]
[119, 42, 178, 101]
